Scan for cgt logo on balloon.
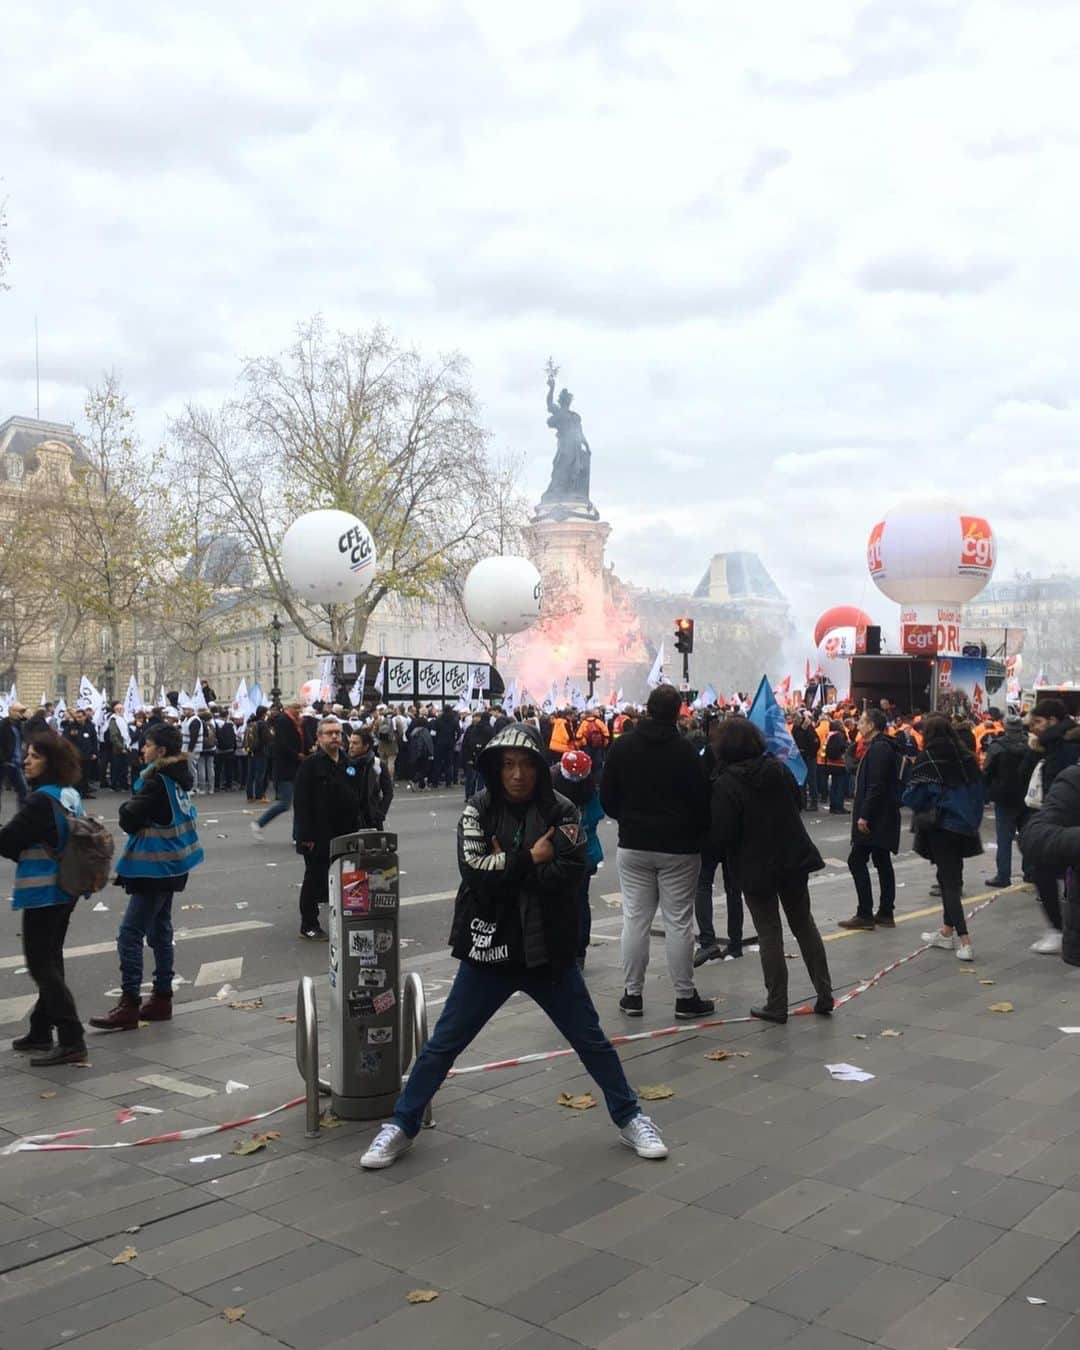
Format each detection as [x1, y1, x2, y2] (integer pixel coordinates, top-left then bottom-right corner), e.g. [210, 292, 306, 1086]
[959, 517, 994, 574]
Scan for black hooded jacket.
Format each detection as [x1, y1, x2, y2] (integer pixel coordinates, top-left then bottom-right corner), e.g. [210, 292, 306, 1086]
[711, 752, 825, 895]
[599, 718, 710, 854]
[983, 723, 1030, 808]
[450, 723, 585, 972]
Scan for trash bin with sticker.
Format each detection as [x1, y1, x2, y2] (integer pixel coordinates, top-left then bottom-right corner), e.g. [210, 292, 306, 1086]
[327, 830, 402, 1120]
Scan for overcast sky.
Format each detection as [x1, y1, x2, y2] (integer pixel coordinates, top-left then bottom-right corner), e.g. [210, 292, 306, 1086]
[3, 0, 1079, 648]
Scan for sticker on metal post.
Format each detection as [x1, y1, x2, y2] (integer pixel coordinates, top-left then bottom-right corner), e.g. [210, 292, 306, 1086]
[348, 990, 374, 1018]
[348, 930, 377, 961]
[372, 893, 397, 912]
[374, 929, 393, 954]
[368, 1026, 394, 1045]
[341, 870, 371, 914]
[372, 989, 396, 1015]
[357, 968, 387, 989]
[357, 1050, 383, 1075]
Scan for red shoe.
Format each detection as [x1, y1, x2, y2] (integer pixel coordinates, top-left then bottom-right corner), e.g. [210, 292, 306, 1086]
[139, 991, 173, 1022]
[88, 994, 141, 1031]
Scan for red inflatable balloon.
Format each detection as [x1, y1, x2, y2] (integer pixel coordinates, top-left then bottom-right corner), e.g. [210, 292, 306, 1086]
[813, 605, 872, 649]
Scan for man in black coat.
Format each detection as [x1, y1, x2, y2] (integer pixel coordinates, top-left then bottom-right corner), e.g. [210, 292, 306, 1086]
[252, 702, 305, 838]
[983, 716, 1029, 886]
[791, 713, 822, 811]
[433, 705, 460, 788]
[839, 710, 903, 930]
[292, 716, 361, 940]
[1021, 765, 1080, 966]
[600, 685, 713, 1021]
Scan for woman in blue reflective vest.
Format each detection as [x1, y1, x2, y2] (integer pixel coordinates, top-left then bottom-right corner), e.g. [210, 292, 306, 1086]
[90, 722, 204, 1032]
[0, 731, 88, 1066]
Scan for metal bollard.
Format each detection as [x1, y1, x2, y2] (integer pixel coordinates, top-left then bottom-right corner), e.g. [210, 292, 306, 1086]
[294, 975, 330, 1139]
[400, 971, 434, 1129]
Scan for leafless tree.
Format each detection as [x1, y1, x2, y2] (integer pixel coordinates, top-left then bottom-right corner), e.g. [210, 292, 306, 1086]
[172, 317, 499, 654]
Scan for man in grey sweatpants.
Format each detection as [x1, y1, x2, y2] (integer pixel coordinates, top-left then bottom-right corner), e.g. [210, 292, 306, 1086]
[599, 685, 715, 1022]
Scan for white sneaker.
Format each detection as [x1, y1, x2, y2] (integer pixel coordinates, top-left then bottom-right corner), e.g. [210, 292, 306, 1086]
[250, 822, 264, 842]
[360, 1122, 413, 1169]
[921, 931, 955, 950]
[619, 1113, 668, 1160]
[955, 941, 974, 962]
[1031, 930, 1063, 954]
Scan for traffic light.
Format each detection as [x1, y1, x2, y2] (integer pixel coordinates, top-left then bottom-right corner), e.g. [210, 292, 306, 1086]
[674, 617, 694, 654]
[586, 657, 599, 685]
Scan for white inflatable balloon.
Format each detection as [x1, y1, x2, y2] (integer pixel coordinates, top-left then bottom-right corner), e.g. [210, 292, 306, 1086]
[281, 509, 376, 607]
[463, 556, 543, 634]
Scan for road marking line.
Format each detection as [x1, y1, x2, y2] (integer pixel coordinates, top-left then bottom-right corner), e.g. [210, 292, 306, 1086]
[0, 994, 36, 1025]
[136, 1073, 218, 1098]
[400, 890, 456, 908]
[194, 957, 244, 987]
[824, 886, 1022, 942]
[0, 920, 272, 972]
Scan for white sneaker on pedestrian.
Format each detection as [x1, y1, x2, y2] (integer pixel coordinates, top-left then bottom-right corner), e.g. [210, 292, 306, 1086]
[619, 1114, 668, 1160]
[250, 822, 264, 842]
[955, 941, 974, 961]
[921, 931, 955, 950]
[1031, 930, 1063, 954]
[360, 1122, 413, 1169]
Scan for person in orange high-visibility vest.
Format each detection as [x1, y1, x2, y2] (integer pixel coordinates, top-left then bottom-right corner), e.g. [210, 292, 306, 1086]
[548, 711, 575, 764]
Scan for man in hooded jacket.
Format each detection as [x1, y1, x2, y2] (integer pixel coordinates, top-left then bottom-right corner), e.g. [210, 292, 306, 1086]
[360, 723, 668, 1168]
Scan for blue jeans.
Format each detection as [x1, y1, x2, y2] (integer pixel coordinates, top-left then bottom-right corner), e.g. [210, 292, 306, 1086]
[246, 754, 268, 800]
[119, 892, 174, 996]
[828, 768, 847, 813]
[257, 778, 294, 828]
[993, 804, 1018, 883]
[393, 961, 639, 1137]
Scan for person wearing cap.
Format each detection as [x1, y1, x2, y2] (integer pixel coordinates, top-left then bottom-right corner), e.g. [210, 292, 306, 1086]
[552, 748, 605, 968]
[360, 722, 668, 1169]
[0, 701, 30, 808]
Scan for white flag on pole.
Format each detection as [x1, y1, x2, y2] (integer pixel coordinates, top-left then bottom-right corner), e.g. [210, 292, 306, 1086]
[123, 674, 143, 720]
[542, 681, 557, 715]
[372, 657, 385, 697]
[158, 685, 168, 709]
[646, 641, 666, 689]
[192, 677, 209, 711]
[348, 674, 363, 707]
[249, 681, 265, 710]
[232, 677, 251, 721]
[571, 684, 587, 712]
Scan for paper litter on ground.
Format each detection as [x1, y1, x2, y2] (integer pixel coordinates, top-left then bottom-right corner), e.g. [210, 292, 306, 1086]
[825, 1062, 875, 1083]
[92, 901, 109, 912]
[225, 1080, 249, 1094]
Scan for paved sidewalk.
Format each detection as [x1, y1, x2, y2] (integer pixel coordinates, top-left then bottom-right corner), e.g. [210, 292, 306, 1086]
[2, 883, 1080, 1350]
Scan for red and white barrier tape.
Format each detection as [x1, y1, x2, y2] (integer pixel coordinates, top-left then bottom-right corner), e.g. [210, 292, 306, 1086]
[1, 1095, 305, 1155]
[4, 889, 1012, 1153]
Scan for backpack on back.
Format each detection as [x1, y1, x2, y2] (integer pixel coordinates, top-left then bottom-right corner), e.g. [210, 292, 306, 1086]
[45, 799, 115, 898]
[203, 719, 217, 751]
[582, 719, 605, 749]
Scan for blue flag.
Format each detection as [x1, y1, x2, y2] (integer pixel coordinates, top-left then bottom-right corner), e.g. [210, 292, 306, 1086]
[747, 675, 807, 786]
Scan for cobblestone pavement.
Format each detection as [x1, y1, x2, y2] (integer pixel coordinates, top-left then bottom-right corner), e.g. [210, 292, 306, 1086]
[2, 875, 1079, 1350]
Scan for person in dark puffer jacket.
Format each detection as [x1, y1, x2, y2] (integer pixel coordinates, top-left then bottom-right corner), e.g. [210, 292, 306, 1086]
[359, 723, 669, 1170]
[1020, 764, 1080, 966]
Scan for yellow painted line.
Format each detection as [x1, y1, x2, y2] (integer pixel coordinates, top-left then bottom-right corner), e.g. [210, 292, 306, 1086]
[824, 883, 1025, 943]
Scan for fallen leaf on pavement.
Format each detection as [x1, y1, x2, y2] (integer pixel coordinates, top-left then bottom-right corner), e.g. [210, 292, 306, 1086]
[222, 1307, 246, 1323]
[958, 967, 978, 974]
[228, 999, 264, 1011]
[319, 1110, 342, 1129]
[111, 1246, 138, 1264]
[637, 1084, 675, 1100]
[557, 1091, 596, 1110]
[276, 1014, 297, 1023]
[880, 1029, 903, 1038]
[407, 1290, 439, 1304]
[979, 979, 995, 985]
[231, 1130, 281, 1156]
[39, 1090, 56, 1099]
[989, 1002, 1014, 1013]
[704, 1049, 730, 1060]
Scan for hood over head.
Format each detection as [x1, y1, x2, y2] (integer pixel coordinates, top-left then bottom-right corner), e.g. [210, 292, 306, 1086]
[477, 722, 556, 808]
[727, 752, 791, 792]
[144, 755, 195, 791]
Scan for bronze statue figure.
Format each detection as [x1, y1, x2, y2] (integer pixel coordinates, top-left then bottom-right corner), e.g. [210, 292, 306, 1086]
[538, 358, 596, 517]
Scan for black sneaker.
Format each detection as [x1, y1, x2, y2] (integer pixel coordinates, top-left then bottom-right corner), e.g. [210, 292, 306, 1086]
[751, 1006, 788, 1025]
[874, 912, 896, 928]
[619, 991, 643, 1017]
[814, 995, 835, 1015]
[692, 942, 723, 968]
[300, 927, 329, 942]
[675, 992, 715, 1020]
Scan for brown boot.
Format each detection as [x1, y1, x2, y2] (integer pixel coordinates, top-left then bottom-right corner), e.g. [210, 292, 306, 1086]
[88, 994, 141, 1031]
[139, 991, 173, 1022]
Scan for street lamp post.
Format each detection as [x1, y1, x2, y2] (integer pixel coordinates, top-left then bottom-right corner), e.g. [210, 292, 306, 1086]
[103, 657, 115, 705]
[269, 612, 283, 709]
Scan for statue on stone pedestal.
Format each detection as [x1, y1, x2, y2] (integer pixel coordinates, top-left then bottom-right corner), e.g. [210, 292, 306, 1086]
[538, 358, 597, 518]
